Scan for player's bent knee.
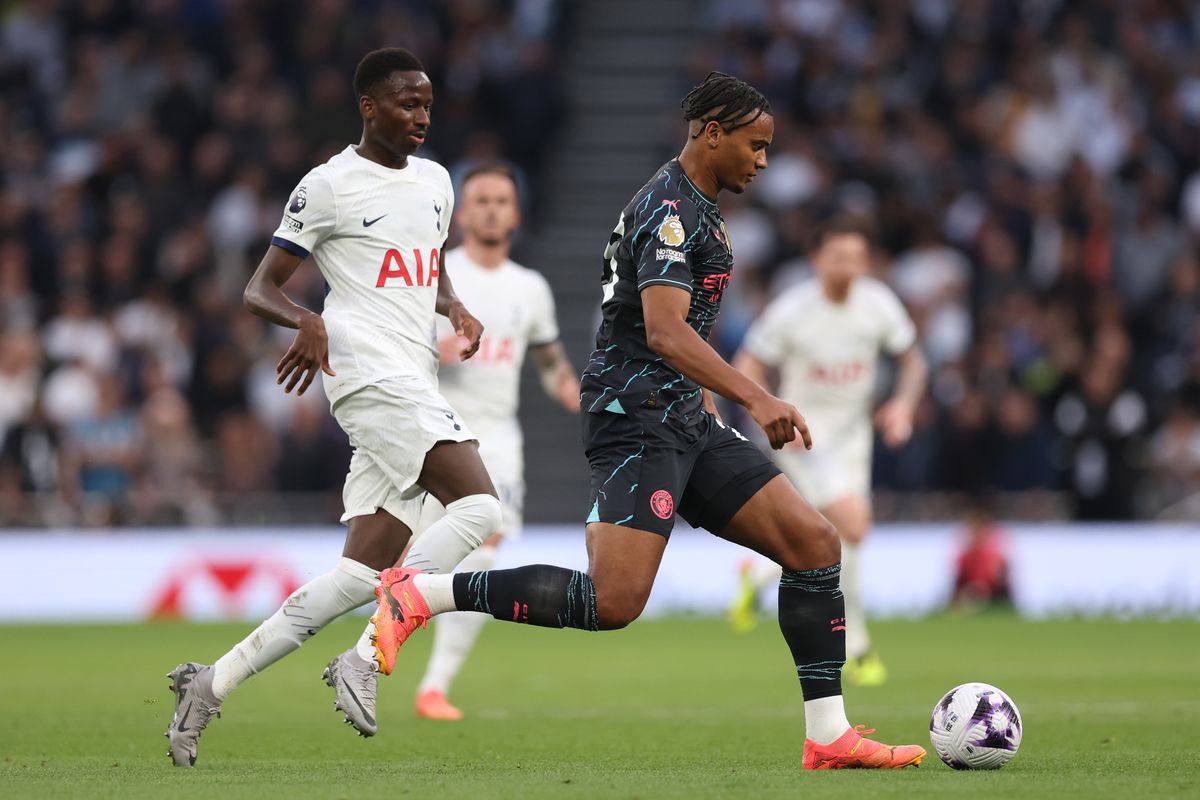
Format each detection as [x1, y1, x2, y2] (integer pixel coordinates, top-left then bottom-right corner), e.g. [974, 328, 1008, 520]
[811, 517, 840, 564]
[595, 602, 642, 630]
[445, 493, 504, 548]
[776, 516, 840, 572]
[593, 583, 650, 630]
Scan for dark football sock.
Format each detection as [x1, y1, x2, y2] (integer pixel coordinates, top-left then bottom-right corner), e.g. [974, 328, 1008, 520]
[778, 564, 846, 701]
[452, 566, 600, 631]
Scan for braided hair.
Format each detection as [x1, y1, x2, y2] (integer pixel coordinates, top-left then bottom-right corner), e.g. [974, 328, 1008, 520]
[681, 72, 771, 139]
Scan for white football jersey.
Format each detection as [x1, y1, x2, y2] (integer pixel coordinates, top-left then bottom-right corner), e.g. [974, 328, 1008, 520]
[435, 247, 559, 436]
[271, 146, 454, 404]
[742, 276, 916, 447]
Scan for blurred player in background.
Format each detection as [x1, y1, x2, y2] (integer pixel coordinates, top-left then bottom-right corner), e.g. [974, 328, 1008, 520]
[370, 73, 927, 770]
[164, 48, 506, 766]
[330, 162, 579, 727]
[730, 218, 926, 687]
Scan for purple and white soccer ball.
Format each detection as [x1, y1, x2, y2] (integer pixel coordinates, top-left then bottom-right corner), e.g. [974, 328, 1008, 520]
[929, 682, 1022, 770]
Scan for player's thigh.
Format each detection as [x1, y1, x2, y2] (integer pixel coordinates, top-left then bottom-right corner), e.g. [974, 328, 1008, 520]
[821, 494, 872, 545]
[343, 508, 414, 571]
[418, 439, 497, 505]
[585, 521, 667, 628]
[676, 417, 780, 537]
[719, 475, 840, 572]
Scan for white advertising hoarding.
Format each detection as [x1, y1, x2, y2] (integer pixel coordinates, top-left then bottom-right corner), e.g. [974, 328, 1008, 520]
[0, 524, 1197, 622]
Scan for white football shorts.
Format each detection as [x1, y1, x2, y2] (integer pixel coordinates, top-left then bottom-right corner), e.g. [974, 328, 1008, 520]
[775, 433, 872, 511]
[333, 377, 475, 530]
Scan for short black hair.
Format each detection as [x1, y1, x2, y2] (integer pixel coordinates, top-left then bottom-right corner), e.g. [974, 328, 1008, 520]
[354, 48, 426, 97]
[681, 72, 771, 139]
[811, 215, 874, 251]
[461, 161, 518, 193]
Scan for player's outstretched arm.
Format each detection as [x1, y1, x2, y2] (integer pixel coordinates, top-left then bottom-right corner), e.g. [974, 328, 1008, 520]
[641, 285, 811, 451]
[531, 341, 580, 412]
[244, 245, 334, 395]
[434, 263, 483, 360]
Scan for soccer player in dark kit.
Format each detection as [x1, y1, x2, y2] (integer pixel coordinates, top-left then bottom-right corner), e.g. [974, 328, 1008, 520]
[371, 72, 926, 769]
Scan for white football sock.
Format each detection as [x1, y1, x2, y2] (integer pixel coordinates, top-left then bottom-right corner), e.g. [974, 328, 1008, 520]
[401, 494, 501, 572]
[841, 540, 871, 660]
[804, 695, 852, 744]
[211, 557, 379, 701]
[352, 494, 501, 663]
[412, 572, 458, 615]
[417, 544, 497, 695]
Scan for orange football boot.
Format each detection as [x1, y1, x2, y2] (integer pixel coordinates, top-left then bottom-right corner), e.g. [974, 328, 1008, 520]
[371, 567, 432, 675]
[803, 724, 926, 770]
[415, 689, 463, 721]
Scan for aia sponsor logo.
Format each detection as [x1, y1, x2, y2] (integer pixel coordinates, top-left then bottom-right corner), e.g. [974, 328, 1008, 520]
[650, 489, 674, 520]
[376, 247, 440, 288]
[470, 336, 515, 365]
[808, 362, 866, 384]
[830, 616, 846, 632]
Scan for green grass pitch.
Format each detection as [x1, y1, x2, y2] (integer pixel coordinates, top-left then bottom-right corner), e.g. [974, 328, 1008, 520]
[1, 614, 1197, 799]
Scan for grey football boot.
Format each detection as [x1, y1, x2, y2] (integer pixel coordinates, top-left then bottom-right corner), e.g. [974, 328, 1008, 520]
[165, 662, 222, 767]
[323, 649, 378, 737]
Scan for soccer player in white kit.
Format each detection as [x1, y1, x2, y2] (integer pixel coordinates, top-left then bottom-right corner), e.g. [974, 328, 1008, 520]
[164, 49, 506, 766]
[332, 162, 579, 725]
[731, 217, 926, 686]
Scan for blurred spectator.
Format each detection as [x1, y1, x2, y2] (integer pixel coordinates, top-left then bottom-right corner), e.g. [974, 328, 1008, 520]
[63, 374, 142, 524]
[135, 387, 213, 526]
[698, 0, 1200, 519]
[4, 0, 1200, 525]
[951, 503, 1012, 611]
[1, 1, 570, 526]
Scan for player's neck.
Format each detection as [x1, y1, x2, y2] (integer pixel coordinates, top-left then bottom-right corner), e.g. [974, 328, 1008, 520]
[354, 137, 409, 170]
[676, 149, 720, 200]
[821, 281, 850, 303]
[463, 239, 508, 269]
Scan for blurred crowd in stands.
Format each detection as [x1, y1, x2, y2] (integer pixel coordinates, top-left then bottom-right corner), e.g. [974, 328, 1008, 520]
[0, 0, 566, 525]
[697, 0, 1200, 521]
[2, 0, 1199, 527]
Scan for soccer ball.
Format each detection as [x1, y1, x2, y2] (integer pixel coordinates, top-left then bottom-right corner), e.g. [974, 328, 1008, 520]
[929, 682, 1022, 769]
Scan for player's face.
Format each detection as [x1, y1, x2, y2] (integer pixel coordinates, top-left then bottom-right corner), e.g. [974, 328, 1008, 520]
[458, 173, 520, 246]
[715, 112, 773, 193]
[814, 233, 870, 291]
[361, 71, 434, 158]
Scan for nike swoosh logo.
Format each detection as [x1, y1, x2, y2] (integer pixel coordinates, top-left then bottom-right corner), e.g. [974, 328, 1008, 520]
[341, 679, 375, 726]
[363, 214, 387, 227]
[177, 701, 193, 732]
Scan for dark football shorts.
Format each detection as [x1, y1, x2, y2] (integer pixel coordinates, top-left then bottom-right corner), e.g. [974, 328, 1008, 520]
[582, 409, 782, 537]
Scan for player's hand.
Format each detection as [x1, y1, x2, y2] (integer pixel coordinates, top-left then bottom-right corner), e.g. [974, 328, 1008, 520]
[277, 312, 335, 395]
[875, 398, 915, 447]
[556, 372, 581, 412]
[746, 392, 812, 451]
[448, 301, 483, 360]
[436, 336, 461, 365]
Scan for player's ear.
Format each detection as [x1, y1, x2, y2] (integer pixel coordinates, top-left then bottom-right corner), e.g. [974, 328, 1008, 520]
[704, 120, 723, 149]
[359, 94, 376, 121]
